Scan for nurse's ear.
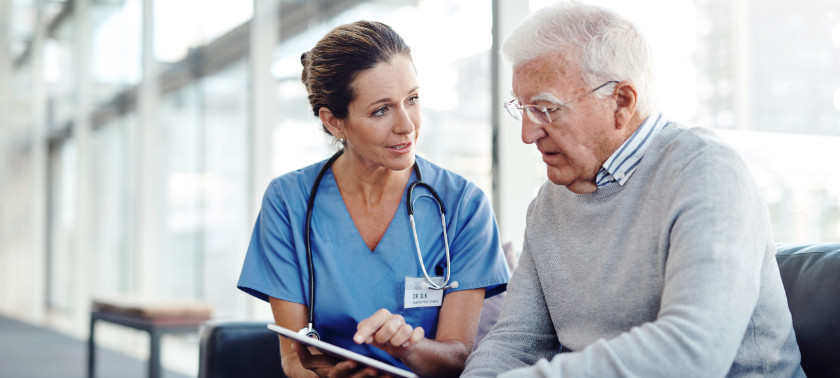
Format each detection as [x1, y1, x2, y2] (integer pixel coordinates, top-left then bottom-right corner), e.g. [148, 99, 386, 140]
[319, 107, 345, 141]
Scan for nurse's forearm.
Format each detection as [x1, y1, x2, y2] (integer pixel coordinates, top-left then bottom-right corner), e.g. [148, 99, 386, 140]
[280, 344, 318, 378]
[400, 338, 471, 378]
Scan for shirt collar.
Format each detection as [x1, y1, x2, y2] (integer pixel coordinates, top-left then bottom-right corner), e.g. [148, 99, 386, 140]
[595, 112, 668, 187]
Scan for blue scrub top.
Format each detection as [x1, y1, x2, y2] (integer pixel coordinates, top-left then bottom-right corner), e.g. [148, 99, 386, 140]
[237, 155, 510, 370]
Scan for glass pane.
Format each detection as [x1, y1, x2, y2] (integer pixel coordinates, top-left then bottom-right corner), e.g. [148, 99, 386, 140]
[154, 0, 253, 63]
[0, 147, 37, 312]
[6, 0, 63, 58]
[44, 18, 76, 130]
[10, 64, 34, 137]
[89, 0, 142, 106]
[403, 0, 494, 192]
[8, 0, 36, 58]
[90, 118, 132, 294]
[199, 60, 250, 317]
[714, 130, 840, 242]
[47, 140, 77, 311]
[157, 59, 250, 308]
[159, 83, 202, 298]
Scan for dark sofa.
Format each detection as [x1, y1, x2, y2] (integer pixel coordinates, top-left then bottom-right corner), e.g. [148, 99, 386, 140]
[774, 243, 840, 377]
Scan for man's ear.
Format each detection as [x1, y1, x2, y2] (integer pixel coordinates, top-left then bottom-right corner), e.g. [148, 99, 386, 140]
[613, 81, 638, 130]
[319, 107, 344, 140]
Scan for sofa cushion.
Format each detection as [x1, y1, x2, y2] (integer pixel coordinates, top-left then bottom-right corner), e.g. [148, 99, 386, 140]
[775, 243, 840, 378]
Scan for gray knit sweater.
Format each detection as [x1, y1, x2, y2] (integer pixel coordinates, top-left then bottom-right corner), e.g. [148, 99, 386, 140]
[463, 123, 804, 377]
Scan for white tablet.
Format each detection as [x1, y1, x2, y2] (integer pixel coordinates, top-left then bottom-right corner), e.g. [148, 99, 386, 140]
[267, 324, 417, 378]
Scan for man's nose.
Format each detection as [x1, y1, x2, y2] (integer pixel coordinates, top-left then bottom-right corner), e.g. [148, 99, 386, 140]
[521, 118, 545, 144]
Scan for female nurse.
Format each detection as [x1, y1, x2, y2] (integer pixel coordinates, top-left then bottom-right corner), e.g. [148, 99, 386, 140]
[237, 21, 510, 378]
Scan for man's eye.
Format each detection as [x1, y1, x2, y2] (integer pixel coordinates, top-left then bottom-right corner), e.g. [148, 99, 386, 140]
[527, 105, 549, 115]
[407, 95, 419, 105]
[537, 104, 561, 114]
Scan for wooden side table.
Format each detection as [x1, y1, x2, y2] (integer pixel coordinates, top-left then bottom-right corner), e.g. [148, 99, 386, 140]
[87, 297, 212, 378]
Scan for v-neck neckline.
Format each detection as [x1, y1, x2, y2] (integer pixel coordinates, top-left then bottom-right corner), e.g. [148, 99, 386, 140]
[328, 165, 417, 254]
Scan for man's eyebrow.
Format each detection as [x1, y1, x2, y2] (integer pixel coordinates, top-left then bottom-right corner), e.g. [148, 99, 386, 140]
[509, 91, 563, 104]
[529, 93, 563, 104]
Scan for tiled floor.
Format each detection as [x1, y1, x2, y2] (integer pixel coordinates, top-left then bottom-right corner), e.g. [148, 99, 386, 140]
[0, 314, 190, 378]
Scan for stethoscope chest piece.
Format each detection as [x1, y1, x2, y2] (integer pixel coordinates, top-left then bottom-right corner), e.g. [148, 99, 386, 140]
[298, 323, 320, 340]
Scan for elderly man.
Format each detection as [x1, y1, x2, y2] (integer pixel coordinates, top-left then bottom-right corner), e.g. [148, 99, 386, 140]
[463, 2, 804, 377]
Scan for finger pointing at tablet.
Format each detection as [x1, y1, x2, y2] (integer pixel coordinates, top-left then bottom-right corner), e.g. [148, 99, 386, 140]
[354, 309, 425, 359]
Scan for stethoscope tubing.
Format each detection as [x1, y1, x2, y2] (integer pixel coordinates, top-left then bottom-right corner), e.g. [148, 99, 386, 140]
[302, 151, 343, 336]
[407, 181, 454, 290]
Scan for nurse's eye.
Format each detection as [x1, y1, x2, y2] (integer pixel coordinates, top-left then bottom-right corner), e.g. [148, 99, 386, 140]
[372, 106, 390, 118]
[407, 95, 419, 106]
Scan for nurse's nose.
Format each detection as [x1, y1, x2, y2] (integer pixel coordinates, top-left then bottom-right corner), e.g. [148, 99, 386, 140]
[394, 107, 416, 134]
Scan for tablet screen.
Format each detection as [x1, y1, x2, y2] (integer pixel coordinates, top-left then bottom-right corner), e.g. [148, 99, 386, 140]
[267, 324, 417, 378]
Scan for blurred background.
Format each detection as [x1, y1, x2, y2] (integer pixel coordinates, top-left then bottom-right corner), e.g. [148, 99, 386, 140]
[1, 0, 838, 376]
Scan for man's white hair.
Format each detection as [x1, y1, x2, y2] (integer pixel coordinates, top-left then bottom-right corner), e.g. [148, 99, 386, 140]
[501, 1, 656, 117]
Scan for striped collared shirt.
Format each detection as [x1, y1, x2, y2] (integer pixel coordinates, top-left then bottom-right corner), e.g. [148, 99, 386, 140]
[595, 112, 668, 187]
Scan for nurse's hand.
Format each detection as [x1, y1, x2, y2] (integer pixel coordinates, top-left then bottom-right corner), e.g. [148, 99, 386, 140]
[354, 308, 425, 360]
[292, 341, 385, 378]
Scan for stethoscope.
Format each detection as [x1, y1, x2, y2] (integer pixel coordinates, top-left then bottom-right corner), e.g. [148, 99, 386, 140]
[299, 150, 458, 340]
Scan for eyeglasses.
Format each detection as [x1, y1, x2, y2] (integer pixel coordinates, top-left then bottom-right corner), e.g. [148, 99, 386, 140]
[504, 81, 619, 125]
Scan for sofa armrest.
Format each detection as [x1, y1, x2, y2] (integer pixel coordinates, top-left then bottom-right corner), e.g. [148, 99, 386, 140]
[198, 320, 286, 378]
[775, 243, 840, 378]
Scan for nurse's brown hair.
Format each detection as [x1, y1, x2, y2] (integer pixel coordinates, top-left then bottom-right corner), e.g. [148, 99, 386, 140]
[300, 21, 412, 135]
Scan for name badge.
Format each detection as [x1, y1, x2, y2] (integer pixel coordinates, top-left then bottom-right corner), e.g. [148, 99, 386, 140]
[404, 276, 445, 309]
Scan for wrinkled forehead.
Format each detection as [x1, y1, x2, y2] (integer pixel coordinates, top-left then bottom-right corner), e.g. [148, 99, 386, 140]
[511, 52, 586, 101]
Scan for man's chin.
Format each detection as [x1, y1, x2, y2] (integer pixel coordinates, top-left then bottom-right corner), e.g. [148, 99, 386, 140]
[546, 169, 597, 193]
[545, 167, 570, 186]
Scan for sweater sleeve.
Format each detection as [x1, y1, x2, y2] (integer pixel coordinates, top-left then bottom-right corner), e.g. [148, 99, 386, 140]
[496, 143, 773, 377]
[462, 217, 562, 377]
